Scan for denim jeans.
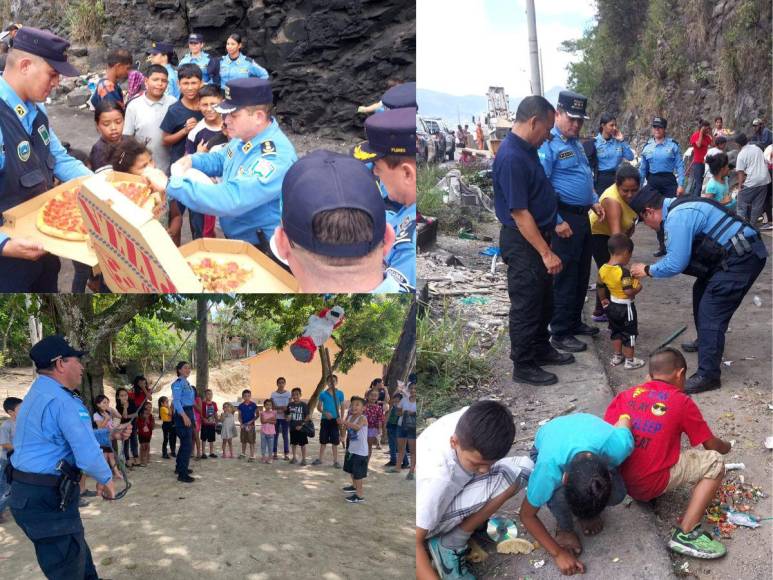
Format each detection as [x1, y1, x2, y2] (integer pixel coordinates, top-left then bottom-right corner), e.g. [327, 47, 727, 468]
[261, 433, 275, 457]
[273, 419, 290, 455]
[0, 458, 10, 513]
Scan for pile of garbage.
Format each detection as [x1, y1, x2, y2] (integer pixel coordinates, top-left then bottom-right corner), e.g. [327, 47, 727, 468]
[705, 471, 768, 538]
[435, 168, 495, 212]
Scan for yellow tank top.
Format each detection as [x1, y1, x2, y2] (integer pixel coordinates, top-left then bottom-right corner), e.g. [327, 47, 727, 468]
[598, 263, 640, 300]
[160, 406, 172, 422]
[589, 184, 638, 236]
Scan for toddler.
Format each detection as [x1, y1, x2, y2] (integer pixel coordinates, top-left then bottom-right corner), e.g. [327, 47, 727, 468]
[137, 401, 155, 466]
[220, 402, 237, 458]
[260, 399, 277, 464]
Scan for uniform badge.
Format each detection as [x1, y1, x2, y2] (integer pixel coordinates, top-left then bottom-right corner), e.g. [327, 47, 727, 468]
[226, 147, 234, 159]
[242, 141, 253, 154]
[260, 140, 277, 156]
[17, 141, 31, 162]
[37, 125, 50, 146]
[558, 150, 574, 160]
[237, 166, 246, 176]
[14, 104, 26, 118]
[251, 158, 276, 183]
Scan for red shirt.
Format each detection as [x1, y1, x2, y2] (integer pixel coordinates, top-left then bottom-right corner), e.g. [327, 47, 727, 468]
[202, 400, 218, 424]
[364, 403, 384, 429]
[137, 415, 155, 439]
[603, 380, 713, 501]
[689, 130, 713, 164]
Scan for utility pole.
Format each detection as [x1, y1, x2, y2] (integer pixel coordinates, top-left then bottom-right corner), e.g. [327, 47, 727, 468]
[526, 0, 542, 96]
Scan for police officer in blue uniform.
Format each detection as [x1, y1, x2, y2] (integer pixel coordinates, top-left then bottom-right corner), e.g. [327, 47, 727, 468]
[628, 187, 767, 394]
[171, 361, 196, 482]
[0, 27, 92, 292]
[538, 90, 605, 353]
[357, 107, 416, 292]
[9, 336, 124, 579]
[639, 116, 685, 256]
[594, 112, 634, 193]
[144, 78, 297, 257]
[211, 33, 268, 90]
[179, 33, 211, 84]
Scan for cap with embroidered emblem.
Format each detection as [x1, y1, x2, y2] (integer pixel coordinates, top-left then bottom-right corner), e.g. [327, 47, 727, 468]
[652, 116, 668, 129]
[148, 41, 175, 55]
[381, 82, 416, 110]
[188, 33, 203, 44]
[11, 27, 80, 77]
[29, 335, 87, 369]
[215, 78, 273, 114]
[557, 90, 589, 119]
[354, 107, 416, 161]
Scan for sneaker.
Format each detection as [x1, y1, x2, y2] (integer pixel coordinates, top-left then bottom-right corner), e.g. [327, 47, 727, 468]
[200, 455, 208, 460]
[177, 474, 195, 483]
[289, 458, 298, 464]
[384, 461, 396, 467]
[273, 454, 279, 460]
[238, 454, 246, 460]
[300, 459, 308, 466]
[209, 453, 217, 458]
[81, 490, 98, 497]
[624, 357, 646, 370]
[760, 223, 773, 231]
[406, 471, 415, 481]
[247, 457, 255, 463]
[610, 353, 625, 366]
[162, 454, 170, 459]
[333, 462, 342, 469]
[284, 455, 291, 461]
[342, 485, 357, 493]
[427, 537, 477, 579]
[345, 495, 366, 504]
[668, 527, 726, 559]
[311, 458, 322, 465]
[592, 312, 608, 323]
[170, 452, 176, 457]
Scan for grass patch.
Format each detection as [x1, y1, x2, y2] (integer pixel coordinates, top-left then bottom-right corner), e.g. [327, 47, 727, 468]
[66, 0, 105, 44]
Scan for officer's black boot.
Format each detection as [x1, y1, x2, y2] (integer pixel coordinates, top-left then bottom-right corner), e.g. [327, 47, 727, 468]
[534, 348, 575, 366]
[684, 374, 722, 395]
[681, 339, 699, 353]
[550, 335, 587, 352]
[512, 364, 558, 386]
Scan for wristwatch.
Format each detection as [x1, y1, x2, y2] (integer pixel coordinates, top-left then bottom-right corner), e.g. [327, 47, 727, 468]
[644, 264, 652, 277]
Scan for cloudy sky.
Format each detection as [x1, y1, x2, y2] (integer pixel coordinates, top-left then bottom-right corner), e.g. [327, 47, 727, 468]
[417, 0, 596, 96]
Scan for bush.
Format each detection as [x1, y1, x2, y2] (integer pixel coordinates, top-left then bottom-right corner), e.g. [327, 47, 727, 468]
[66, 0, 105, 44]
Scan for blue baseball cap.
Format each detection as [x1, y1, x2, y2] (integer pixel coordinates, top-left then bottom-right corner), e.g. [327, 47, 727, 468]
[188, 33, 203, 43]
[382, 82, 416, 109]
[148, 41, 174, 55]
[215, 78, 273, 114]
[281, 150, 387, 258]
[354, 107, 416, 160]
[628, 184, 660, 215]
[557, 90, 589, 119]
[29, 335, 87, 369]
[11, 27, 80, 77]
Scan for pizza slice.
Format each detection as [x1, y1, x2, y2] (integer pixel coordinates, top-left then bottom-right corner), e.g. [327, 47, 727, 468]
[112, 181, 163, 214]
[36, 185, 89, 241]
[188, 257, 252, 292]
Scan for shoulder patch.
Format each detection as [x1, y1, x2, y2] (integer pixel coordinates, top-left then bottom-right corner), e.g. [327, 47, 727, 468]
[260, 140, 277, 156]
[17, 141, 31, 162]
[558, 150, 574, 160]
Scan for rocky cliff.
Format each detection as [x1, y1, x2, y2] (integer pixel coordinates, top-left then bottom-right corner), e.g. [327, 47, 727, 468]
[8, 0, 415, 137]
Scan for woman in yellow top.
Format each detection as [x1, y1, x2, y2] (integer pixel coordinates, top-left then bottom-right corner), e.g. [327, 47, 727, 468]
[590, 163, 640, 321]
[158, 396, 177, 459]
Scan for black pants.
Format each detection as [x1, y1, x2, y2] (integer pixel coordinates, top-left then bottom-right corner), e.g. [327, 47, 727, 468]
[9, 481, 98, 579]
[764, 178, 772, 222]
[595, 171, 616, 195]
[500, 225, 553, 367]
[550, 210, 592, 337]
[162, 421, 177, 456]
[122, 427, 138, 461]
[0, 254, 60, 292]
[647, 173, 678, 252]
[689, 163, 705, 197]
[590, 234, 610, 314]
[174, 406, 194, 475]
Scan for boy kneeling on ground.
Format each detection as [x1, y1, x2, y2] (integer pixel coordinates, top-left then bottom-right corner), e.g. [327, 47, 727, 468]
[519, 413, 634, 575]
[417, 401, 534, 580]
[604, 347, 731, 559]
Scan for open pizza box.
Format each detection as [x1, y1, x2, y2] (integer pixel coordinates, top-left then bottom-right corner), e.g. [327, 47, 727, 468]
[79, 172, 298, 293]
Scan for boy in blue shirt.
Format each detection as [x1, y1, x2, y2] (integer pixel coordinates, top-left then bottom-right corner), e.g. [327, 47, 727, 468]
[519, 413, 634, 575]
[236, 389, 258, 462]
[312, 375, 345, 468]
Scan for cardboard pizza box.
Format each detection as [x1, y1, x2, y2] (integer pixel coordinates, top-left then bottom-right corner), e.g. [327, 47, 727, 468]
[79, 173, 298, 293]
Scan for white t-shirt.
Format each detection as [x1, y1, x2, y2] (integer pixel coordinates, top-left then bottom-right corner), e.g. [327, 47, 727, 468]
[736, 143, 772, 188]
[416, 407, 475, 533]
[398, 398, 417, 426]
[123, 93, 177, 174]
[764, 144, 773, 166]
[92, 411, 115, 430]
[0, 418, 15, 461]
[270, 390, 292, 420]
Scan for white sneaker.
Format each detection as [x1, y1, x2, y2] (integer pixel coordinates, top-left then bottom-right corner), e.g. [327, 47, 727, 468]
[624, 357, 646, 370]
[760, 223, 773, 231]
[610, 353, 625, 366]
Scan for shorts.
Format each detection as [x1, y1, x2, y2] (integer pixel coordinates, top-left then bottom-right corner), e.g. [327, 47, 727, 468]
[319, 418, 340, 446]
[290, 428, 308, 447]
[139, 436, 152, 444]
[367, 427, 380, 439]
[343, 451, 368, 480]
[663, 449, 724, 494]
[201, 424, 216, 443]
[606, 302, 638, 348]
[240, 427, 256, 444]
[398, 425, 416, 440]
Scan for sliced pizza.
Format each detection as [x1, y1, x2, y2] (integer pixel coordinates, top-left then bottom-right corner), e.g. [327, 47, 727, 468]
[112, 181, 163, 214]
[188, 257, 253, 292]
[36, 185, 89, 241]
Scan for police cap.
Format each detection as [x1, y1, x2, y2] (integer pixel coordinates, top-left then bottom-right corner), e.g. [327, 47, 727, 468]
[382, 82, 417, 110]
[354, 107, 416, 161]
[215, 78, 272, 114]
[11, 26, 80, 77]
[652, 116, 667, 129]
[627, 184, 660, 215]
[29, 335, 87, 370]
[557, 90, 589, 119]
[281, 150, 386, 258]
[188, 33, 203, 44]
[148, 41, 174, 55]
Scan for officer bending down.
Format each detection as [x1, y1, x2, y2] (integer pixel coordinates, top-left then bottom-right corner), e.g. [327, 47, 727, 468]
[9, 336, 131, 580]
[628, 187, 767, 394]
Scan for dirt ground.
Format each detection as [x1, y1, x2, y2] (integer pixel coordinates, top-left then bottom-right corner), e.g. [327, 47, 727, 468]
[0, 363, 415, 579]
[417, 185, 773, 579]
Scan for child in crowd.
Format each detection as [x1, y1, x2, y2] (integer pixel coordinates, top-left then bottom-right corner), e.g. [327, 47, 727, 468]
[147, 40, 180, 98]
[158, 396, 176, 459]
[92, 395, 123, 479]
[519, 413, 633, 576]
[342, 396, 369, 504]
[260, 399, 277, 464]
[417, 401, 534, 580]
[193, 389, 204, 460]
[220, 402, 237, 458]
[271, 377, 291, 461]
[388, 382, 417, 479]
[137, 401, 155, 466]
[288, 387, 309, 465]
[115, 387, 140, 468]
[703, 152, 736, 211]
[364, 389, 384, 460]
[237, 389, 258, 462]
[90, 48, 132, 109]
[385, 392, 408, 468]
[0, 397, 22, 523]
[89, 100, 132, 171]
[604, 348, 732, 559]
[123, 64, 176, 173]
[597, 233, 645, 370]
[201, 389, 218, 458]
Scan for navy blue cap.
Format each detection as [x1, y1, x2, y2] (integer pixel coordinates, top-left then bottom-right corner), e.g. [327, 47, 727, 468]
[188, 33, 203, 43]
[148, 41, 174, 55]
[215, 78, 273, 114]
[354, 107, 416, 161]
[382, 82, 416, 110]
[282, 150, 386, 258]
[557, 90, 589, 119]
[652, 116, 667, 129]
[29, 335, 87, 369]
[11, 26, 80, 77]
[628, 184, 660, 215]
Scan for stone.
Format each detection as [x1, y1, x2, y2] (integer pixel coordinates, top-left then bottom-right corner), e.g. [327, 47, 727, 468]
[66, 86, 91, 107]
[69, 46, 88, 57]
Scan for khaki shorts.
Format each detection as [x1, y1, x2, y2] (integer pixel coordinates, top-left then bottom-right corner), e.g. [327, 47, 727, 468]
[240, 426, 256, 444]
[664, 449, 724, 493]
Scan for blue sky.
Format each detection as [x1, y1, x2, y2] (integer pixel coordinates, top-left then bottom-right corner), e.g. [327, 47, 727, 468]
[418, 0, 596, 96]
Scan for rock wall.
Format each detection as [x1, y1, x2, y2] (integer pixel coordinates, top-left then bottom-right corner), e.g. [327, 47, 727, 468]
[10, 0, 415, 137]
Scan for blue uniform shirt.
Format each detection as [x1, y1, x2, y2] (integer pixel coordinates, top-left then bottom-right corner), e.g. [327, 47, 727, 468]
[650, 198, 764, 278]
[179, 51, 211, 83]
[639, 137, 685, 186]
[218, 54, 269, 89]
[0, 77, 91, 245]
[171, 377, 195, 415]
[538, 127, 597, 223]
[166, 118, 297, 244]
[165, 63, 180, 99]
[385, 202, 416, 292]
[595, 133, 634, 172]
[372, 274, 402, 293]
[11, 375, 112, 484]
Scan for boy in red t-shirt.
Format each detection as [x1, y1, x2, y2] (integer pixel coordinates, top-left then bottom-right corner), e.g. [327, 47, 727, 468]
[604, 347, 731, 559]
[201, 389, 219, 458]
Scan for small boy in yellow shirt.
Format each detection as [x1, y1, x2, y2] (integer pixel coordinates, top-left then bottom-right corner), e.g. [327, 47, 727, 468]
[597, 234, 645, 370]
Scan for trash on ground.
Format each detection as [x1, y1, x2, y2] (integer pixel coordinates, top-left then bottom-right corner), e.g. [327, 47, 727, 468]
[531, 559, 545, 569]
[612, 557, 620, 563]
[479, 246, 500, 257]
[752, 295, 762, 307]
[725, 463, 745, 471]
[726, 510, 761, 528]
[467, 538, 489, 563]
[487, 517, 518, 542]
[765, 436, 773, 449]
[496, 538, 535, 555]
